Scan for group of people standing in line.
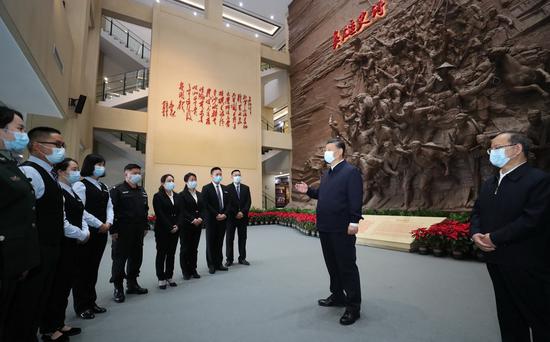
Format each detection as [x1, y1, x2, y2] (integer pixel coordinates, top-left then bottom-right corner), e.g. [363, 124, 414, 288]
[0, 105, 252, 341]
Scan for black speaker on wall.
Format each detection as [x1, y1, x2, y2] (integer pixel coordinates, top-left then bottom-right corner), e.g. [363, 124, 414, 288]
[69, 95, 87, 114]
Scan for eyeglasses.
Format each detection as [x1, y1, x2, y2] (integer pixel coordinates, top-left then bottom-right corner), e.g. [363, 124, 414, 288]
[486, 144, 515, 155]
[38, 141, 66, 148]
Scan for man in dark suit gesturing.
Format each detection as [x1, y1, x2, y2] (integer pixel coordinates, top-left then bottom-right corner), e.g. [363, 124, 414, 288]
[295, 138, 363, 326]
[225, 170, 252, 267]
[470, 132, 550, 342]
[202, 167, 230, 274]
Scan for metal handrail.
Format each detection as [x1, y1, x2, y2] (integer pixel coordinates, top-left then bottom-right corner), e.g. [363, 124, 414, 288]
[102, 16, 151, 60]
[112, 132, 146, 153]
[97, 68, 149, 102]
[262, 191, 276, 209]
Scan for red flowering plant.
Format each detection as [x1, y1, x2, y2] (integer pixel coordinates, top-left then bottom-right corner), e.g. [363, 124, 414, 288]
[147, 215, 156, 230]
[411, 219, 473, 257]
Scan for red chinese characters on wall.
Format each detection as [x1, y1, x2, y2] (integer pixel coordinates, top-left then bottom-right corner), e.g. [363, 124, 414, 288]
[160, 82, 252, 130]
[332, 0, 387, 50]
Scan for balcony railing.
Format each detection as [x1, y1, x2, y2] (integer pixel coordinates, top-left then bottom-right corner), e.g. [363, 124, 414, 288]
[262, 117, 289, 133]
[102, 16, 151, 61]
[97, 68, 149, 102]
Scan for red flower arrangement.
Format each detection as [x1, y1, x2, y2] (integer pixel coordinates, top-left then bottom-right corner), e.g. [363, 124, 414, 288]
[249, 211, 317, 234]
[411, 219, 472, 258]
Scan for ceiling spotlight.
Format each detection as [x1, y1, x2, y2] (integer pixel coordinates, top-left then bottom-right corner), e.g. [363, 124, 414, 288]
[239, 1, 243, 7]
[254, 33, 259, 38]
[270, 15, 274, 20]
[225, 23, 230, 28]
[104, 77, 108, 82]
[193, 11, 197, 16]
[156, 0, 160, 3]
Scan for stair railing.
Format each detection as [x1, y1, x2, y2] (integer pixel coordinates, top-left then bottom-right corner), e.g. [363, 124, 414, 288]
[102, 16, 151, 60]
[97, 68, 149, 102]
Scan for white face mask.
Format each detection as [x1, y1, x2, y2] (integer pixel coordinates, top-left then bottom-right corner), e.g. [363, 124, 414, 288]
[324, 150, 335, 164]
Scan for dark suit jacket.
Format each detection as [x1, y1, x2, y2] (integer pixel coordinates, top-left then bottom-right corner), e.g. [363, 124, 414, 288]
[307, 160, 363, 233]
[152, 190, 181, 234]
[227, 183, 252, 220]
[201, 182, 231, 221]
[178, 189, 205, 227]
[470, 163, 550, 270]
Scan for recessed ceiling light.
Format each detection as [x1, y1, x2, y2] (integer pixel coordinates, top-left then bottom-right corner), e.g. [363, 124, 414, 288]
[270, 15, 274, 20]
[156, 0, 160, 3]
[104, 77, 108, 82]
[225, 23, 230, 28]
[193, 11, 197, 16]
[254, 33, 259, 38]
[239, 1, 243, 7]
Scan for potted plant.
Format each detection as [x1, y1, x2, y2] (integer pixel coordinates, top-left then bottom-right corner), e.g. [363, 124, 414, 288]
[147, 215, 156, 230]
[411, 227, 430, 255]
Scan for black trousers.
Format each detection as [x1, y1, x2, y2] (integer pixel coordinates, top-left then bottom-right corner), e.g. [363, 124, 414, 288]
[0, 256, 24, 342]
[5, 243, 60, 342]
[180, 225, 202, 275]
[319, 232, 361, 312]
[205, 219, 226, 268]
[40, 241, 78, 334]
[226, 218, 247, 263]
[73, 229, 107, 314]
[154, 230, 179, 280]
[110, 226, 145, 286]
[487, 263, 550, 342]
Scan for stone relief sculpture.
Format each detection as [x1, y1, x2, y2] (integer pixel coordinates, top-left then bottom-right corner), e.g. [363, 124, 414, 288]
[290, 0, 550, 210]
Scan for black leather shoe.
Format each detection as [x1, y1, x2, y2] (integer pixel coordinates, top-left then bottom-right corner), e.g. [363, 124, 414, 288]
[127, 280, 148, 295]
[339, 310, 360, 325]
[60, 327, 81, 336]
[183, 273, 192, 280]
[216, 265, 229, 271]
[167, 279, 177, 287]
[238, 260, 250, 266]
[113, 287, 125, 303]
[208, 267, 216, 274]
[92, 304, 107, 314]
[318, 295, 346, 307]
[192, 271, 201, 279]
[41, 332, 69, 341]
[78, 309, 95, 320]
[225, 261, 233, 267]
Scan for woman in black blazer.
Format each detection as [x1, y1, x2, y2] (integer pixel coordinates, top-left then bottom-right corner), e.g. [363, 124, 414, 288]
[178, 172, 205, 280]
[152, 174, 180, 289]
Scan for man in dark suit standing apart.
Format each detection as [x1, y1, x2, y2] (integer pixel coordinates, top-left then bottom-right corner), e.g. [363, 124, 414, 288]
[225, 170, 252, 267]
[470, 132, 550, 342]
[295, 138, 363, 326]
[202, 167, 230, 274]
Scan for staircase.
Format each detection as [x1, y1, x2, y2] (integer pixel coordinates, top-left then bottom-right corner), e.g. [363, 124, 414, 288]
[101, 16, 150, 67]
[95, 130, 146, 160]
[97, 68, 149, 108]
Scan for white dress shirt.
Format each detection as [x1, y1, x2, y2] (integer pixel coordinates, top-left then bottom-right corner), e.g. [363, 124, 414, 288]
[498, 162, 527, 185]
[73, 177, 114, 227]
[59, 181, 90, 242]
[19, 155, 54, 199]
[189, 189, 198, 203]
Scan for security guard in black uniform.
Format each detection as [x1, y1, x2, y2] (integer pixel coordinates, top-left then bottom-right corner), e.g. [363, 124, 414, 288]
[110, 163, 149, 303]
[0, 106, 40, 342]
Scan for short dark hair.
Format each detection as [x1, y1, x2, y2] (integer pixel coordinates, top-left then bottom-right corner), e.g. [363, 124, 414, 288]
[210, 167, 222, 174]
[27, 126, 61, 150]
[184, 172, 197, 182]
[53, 157, 77, 173]
[231, 169, 241, 175]
[0, 106, 23, 129]
[81, 153, 106, 177]
[505, 131, 530, 157]
[327, 138, 346, 155]
[124, 163, 141, 171]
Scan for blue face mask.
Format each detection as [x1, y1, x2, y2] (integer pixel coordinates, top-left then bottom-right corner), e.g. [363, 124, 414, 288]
[129, 174, 142, 185]
[213, 175, 222, 184]
[164, 181, 175, 191]
[187, 181, 197, 189]
[67, 170, 81, 184]
[45, 147, 65, 164]
[324, 150, 335, 164]
[233, 176, 241, 184]
[93, 166, 105, 177]
[2, 130, 29, 151]
[489, 148, 510, 168]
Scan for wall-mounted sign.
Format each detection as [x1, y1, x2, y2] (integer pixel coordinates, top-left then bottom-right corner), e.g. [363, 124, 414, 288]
[161, 82, 251, 130]
[332, 0, 387, 50]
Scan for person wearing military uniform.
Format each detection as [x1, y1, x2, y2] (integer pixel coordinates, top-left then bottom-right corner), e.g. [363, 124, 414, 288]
[0, 106, 40, 342]
[110, 163, 149, 303]
[13, 126, 66, 341]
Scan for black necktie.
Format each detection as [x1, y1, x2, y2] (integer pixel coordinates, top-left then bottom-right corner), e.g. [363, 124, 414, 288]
[236, 185, 240, 200]
[50, 169, 58, 181]
[216, 184, 223, 210]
